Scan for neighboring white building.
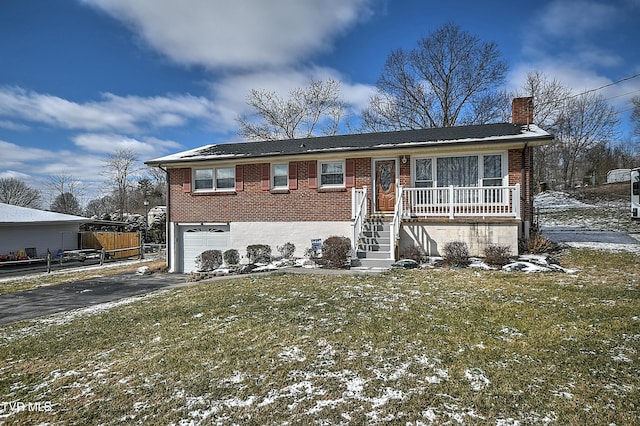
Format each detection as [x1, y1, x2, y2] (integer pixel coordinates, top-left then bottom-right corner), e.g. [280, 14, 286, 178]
[0, 203, 89, 258]
[607, 169, 631, 184]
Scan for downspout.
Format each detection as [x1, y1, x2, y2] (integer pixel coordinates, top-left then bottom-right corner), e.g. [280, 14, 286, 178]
[521, 142, 529, 238]
[158, 164, 171, 271]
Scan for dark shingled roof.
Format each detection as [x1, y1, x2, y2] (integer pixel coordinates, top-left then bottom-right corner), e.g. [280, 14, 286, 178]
[147, 123, 552, 165]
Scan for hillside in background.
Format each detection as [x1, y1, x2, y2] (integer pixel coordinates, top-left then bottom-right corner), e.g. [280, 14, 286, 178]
[534, 183, 640, 233]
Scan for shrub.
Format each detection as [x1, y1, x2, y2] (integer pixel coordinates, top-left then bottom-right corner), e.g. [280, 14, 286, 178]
[195, 249, 222, 271]
[484, 245, 512, 267]
[223, 249, 240, 265]
[523, 234, 554, 254]
[246, 244, 272, 263]
[400, 245, 426, 263]
[277, 242, 296, 259]
[321, 236, 351, 269]
[442, 241, 470, 267]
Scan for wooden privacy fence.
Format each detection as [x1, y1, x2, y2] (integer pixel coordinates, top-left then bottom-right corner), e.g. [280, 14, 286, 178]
[81, 232, 141, 259]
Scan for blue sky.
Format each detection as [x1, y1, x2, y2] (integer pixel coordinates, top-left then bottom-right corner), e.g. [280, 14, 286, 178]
[1, 0, 639, 206]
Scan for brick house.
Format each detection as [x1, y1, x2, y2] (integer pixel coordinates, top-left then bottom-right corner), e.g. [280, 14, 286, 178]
[146, 97, 553, 272]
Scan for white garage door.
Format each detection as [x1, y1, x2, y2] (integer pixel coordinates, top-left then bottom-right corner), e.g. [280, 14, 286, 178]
[180, 225, 230, 272]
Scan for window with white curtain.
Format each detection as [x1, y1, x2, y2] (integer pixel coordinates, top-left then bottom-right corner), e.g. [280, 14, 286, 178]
[436, 156, 478, 187]
[414, 153, 505, 189]
[482, 155, 503, 186]
[415, 158, 433, 187]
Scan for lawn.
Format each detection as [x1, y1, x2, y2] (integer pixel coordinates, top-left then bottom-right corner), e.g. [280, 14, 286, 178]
[0, 249, 638, 425]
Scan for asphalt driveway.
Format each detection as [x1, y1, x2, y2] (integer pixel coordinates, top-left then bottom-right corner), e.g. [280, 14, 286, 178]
[0, 272, 188, 325]
[540, 226, 640, 245]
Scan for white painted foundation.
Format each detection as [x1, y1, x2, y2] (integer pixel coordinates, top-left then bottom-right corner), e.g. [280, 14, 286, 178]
[230, 221, 352, 260]
[400, 222, 519, 257]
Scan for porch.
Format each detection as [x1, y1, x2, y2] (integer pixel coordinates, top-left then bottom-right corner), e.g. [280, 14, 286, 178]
[350, 184, 522, 265]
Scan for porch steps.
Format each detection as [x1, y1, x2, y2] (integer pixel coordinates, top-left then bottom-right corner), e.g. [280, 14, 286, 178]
[351, 218, 394, 269]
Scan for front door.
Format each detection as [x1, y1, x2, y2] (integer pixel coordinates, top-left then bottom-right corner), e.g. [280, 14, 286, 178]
[375, 159, 396, 212]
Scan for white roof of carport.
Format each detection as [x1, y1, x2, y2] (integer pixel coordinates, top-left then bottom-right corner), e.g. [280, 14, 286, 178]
[0, 203, 89, 225]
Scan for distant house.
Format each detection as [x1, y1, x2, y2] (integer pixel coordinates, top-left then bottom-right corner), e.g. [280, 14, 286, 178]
[0, 203, 89, 258]
[606, 169, 631, 184]
[146, 97, 554, 273]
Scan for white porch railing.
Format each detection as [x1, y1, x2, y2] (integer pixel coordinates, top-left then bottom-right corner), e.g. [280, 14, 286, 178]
[400, 184, 521, 219]
[351, 186, 368, 253]
[390, 184, 404, 259]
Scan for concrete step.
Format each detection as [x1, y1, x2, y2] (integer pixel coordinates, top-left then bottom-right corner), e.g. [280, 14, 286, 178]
[356, 249, 391, 259]
[359, 236, 391, 246]
[351, 257, 394, 269]
[361, 230, 390, 239]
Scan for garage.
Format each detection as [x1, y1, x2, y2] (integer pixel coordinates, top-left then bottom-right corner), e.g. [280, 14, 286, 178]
[180, 225, 230, 272]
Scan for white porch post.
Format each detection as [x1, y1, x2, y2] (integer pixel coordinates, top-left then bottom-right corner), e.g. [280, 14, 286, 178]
[448, 185, 455, 220]
[514, 183, 521, 218]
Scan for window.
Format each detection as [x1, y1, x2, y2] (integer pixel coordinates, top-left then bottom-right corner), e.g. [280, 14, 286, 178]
[193, 167, 235, 192]
[414, 158, 433, 187]
[320, 161, 344, 187]
[437, 156, 478, 187]
[482, 155, 502, 186]
[215, 167, 235, 189]
[194, 169, 213, 190]
[272, 163, 288, 189]
[413, 153, 505, 189]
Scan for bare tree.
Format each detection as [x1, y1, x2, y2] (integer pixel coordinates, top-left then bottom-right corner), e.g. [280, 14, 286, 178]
[517, 71, 573, 187]
[632, 95, 640, 138]
[362, 23, 508, 131]
[238, 78, 345, 140]
[0, 177, 41, 208]
[84, 195, 115, 218]
[47, 171, 85, 212]
[554, 93, 618, 187]
[50, 192, 82, 215]
[102, 149, 139, 217]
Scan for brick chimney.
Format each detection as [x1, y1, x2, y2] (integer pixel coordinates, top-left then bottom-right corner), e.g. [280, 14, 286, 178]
[512, 97, 534, 125]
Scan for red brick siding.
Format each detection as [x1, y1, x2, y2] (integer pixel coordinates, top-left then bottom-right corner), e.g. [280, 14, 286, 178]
[399, 155, 411, 187]
[508, 148, 533, 222]
[170, 158, 372, 223]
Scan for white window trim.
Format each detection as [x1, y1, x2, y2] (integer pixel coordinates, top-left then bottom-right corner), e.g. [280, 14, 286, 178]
[319, 159, 346, 188]
[271, 163, 289, 189]
[412, 152, 507, 187]
[193, 166, 236, 193]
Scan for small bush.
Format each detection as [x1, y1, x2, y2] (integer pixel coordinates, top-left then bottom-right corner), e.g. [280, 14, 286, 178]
[442, 241, 470, 267]
[524, 234, 554, 254]
[195, 249, 222, 271]
[246, 244, 272, 263]
[277, 242, 296, 259]
[484, 245, 512, 267]
[223, 249, 239, 265]
[321, 236, 351, 269]
[400, 245, 426, 263]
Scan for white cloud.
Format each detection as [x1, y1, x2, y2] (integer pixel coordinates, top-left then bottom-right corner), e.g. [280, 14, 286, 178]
[73, 133, 181, 155]
[0, 170, 33, 180]
[208, 66, 376, 133]
[0, 87, 218, 134]
[0, 140, 57, 169]
[81, 0, 372, 69]
[536, 0, 618, 39]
